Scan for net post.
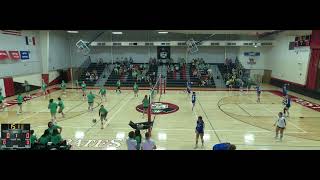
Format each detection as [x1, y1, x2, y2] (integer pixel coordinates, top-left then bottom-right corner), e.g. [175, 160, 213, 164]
[147, 96, 152, 134]
[164, 78, 166, 94]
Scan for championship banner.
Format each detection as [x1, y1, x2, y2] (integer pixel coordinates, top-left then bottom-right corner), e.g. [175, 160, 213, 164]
[20, 51, 30, 60]
[157, 46, 170, 59]
[0, 50, 9, 60]
[8, 51, 20, 60]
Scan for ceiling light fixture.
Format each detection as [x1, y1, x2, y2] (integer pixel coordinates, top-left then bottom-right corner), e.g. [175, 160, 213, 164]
[67, 31, 79, 33]
[112, 32, 123, 35]
[158, 31, 168, 34]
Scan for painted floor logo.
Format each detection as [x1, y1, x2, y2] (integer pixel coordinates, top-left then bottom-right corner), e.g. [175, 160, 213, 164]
[136, 102, 179, 115]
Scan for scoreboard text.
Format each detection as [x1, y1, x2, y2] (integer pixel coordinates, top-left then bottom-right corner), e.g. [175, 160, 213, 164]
[1, 124, 31, 149]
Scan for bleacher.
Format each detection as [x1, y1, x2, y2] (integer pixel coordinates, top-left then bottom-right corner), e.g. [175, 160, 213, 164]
[105, 63, 158, 87]
[166, 63, 187, 87]
[79, 63, 106, 86]
[188, 63, 216, 88]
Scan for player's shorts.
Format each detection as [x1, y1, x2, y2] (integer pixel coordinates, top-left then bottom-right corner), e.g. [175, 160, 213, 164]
[187, 88, 191, 93]
[257, 92, 261, 95]
[192, 101, 195, 104]
[277, 126, 285, 130]
[283, 91, 287, 96]
[88, 102, 93, 106]
[117, 86, 121, 90]
[25, 87, 30, 92]
[285, 105, 290, 109]
[196, 129, 204, 134]
[58, 108, 64, 113]
[100, 114, 107, 120]
[143, 106, 148, 110]
[0, 101, 2, 104]
[51, 112, 57, 116]
[18, 103, 22, 106]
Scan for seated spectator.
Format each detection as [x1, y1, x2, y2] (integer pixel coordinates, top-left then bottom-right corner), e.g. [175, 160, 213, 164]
[47, 122, 62, 135]
[90, 74, 94, 82]
[93, 69, 97, 75]
[38, 129, 51, 146]
[126, 131, 137, 150]
[95, 75, 99, 81]
[51, 128, 66, 146]
[30, 130, 38, 148]
[135, 130, 142, 150]
[142, 132, 156, 150]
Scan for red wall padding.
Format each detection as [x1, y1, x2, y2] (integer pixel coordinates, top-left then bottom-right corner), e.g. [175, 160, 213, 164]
[3, 77, 14, 97]
[42, 74, 49, 84]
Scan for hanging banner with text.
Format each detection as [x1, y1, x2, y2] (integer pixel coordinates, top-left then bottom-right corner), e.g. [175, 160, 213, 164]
[20, 51, 30, 60]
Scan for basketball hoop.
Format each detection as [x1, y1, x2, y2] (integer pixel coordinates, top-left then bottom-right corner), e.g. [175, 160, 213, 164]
[186, 39, 198, 54]
[76, 40, 90, 55]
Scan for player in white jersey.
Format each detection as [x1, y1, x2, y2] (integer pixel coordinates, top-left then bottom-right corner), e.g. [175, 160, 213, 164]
[274, 112, 286, 141]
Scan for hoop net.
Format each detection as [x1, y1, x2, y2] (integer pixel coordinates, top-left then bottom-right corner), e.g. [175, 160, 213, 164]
[186, 38, 199, 54]
[76, 40, 90, 55]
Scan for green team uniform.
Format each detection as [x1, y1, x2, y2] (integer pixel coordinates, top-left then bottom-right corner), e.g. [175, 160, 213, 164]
[17, 95, 24, 105]
[87, 93, 95, 104]
[99, 107, 108, 120]
[60, 82, 66, 91]
[48, 102, 58, 114]
[99, 88, 106, 96]
[48, 125, 61, 135]
[51, 134, 63, 145]
[81, 83, 87, 91]
[116, 81, 121, 87]
[0, 95, 4, 103]
[142, 98, 149, 109]
[58, 100, 65, 111]
[133, 84, 139, 93]
[30, 134, 37, 145]
[41, 83, 47, 91]
[39, 135, 51, 145]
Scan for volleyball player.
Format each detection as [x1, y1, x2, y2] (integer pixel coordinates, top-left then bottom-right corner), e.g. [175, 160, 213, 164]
[17, 93, 24, 114]
[87, 91, 95, 112]
[191, 92, 196, 111]
[99, 105, 108, 129]
[282, 83, 288, 97]
[195, 116, 205, 148]
[24, 80, 31, 99]
[41, 79, 48, 96]
[256, 85, 261, 103]
[116, 80, 121, 94]
[57, 97, 65, 118]
[99, 86, 107, 101]
[142, 95, 149, 118]
[133, 82, 139, 97]
[81, 81, 87, 100]
[48, 99, 58, 123]
[60, 80, 66, 94]
[283, 95, 291, 117]
[186, 81, 192, 96]
[0, 92, 5, 112]
[274, 112, 286, 141]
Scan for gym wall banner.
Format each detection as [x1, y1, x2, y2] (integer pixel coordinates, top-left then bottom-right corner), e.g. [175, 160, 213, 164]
[157, 46, 171, 60]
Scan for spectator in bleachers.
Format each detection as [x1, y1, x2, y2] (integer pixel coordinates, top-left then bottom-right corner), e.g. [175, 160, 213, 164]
[85, 71, 90, 80]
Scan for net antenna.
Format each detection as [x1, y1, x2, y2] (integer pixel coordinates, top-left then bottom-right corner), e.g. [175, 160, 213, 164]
[76, 31, 106, 55]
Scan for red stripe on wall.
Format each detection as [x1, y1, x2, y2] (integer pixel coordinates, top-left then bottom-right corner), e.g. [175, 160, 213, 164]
[270, 77, 305, 87]
[3, 77, 15, 97]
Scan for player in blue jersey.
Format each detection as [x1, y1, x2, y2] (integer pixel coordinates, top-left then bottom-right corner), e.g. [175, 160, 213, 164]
[256, 85, 261, 103]
[283, 95, 291, 117]
[191, 92, 196, 111]
[195, 116, 205, 148]
[213, 142, 236, 150]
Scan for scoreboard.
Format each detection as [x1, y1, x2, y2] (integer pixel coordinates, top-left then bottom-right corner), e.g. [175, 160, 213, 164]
[1, 124, 31, 149]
